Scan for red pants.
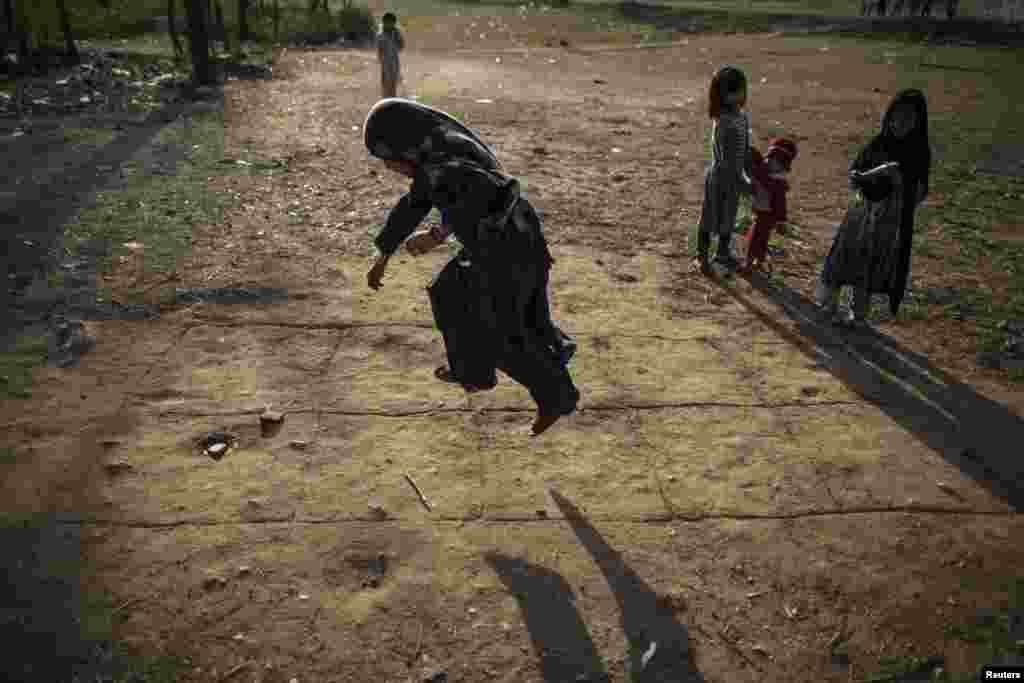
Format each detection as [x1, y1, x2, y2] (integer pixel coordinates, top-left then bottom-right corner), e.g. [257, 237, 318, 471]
[745, 212, 776, 266]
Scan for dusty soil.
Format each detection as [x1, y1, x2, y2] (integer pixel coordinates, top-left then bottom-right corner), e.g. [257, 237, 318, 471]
[2, 15, 1023, 683]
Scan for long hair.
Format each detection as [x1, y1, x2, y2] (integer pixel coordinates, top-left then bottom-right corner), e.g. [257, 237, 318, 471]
[708, 66, 747, 120]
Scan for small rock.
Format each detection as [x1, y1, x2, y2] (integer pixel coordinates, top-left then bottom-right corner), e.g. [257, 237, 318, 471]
[237, 566, 252, 577]
[368, 502, 388, 520]
[206, 442, 228, 457]
[536, 509, 548, 518]
[289, 440, 309, 450]
[261, 410, 284, 423]
[559, 39, 570, 47]
[104, 460, 134, 475]
[752, 643, 770, 657]
[424, 673, 448, 683]
[532, 146, 548, 155]
[202, 576, 228, 590]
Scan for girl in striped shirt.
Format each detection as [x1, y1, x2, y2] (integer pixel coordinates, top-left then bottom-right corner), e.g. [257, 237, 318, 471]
[695, 65, 757, 275]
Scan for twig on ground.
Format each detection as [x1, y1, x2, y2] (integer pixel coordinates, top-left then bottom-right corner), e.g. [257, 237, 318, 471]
[219, 661, 251, 681]
[113, 597, 146, 614]
[412, 620, 425, 662]
[405, 472, 432, 511]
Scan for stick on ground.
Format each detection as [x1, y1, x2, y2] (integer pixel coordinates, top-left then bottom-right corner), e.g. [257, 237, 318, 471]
[404, 472, 432, 511]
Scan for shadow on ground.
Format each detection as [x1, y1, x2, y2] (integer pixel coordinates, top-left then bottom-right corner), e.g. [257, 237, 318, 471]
[0, 66, 227, 347]
[486, 490, 703, 683]
[719, 271, 1024, 511]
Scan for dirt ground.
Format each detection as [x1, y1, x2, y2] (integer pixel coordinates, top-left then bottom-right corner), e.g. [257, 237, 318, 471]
[3, 15, 1024, 683]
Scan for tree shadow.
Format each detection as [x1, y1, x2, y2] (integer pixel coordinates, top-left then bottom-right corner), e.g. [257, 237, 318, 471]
[485, 490, 703, 682]
[0, 73, 207, 337]
[718, 271, 1024, 511]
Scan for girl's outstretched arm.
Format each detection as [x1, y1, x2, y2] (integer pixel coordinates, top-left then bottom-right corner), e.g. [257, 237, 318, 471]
[374, 192, 432, 256]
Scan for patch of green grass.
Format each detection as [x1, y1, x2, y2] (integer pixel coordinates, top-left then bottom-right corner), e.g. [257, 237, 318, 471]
[125, 288, 148, 305]
[0, 447, 18, 465]
[62, 110, 271, 282]
[0, 335, 49, 400]
[866, 576, 1023, 682]
[913, 238, 944, 260]
[157, 287, 178, 306]
[0, 512, 192, 681]
[47, 269, 67, 289]
[835, 37, 1024, 370]
[63, 126, 118, 149]
[779, 222, 801, 239]
[865, 655, 964, 682]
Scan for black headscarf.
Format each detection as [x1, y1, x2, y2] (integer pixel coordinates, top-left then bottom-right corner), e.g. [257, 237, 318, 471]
[363, 98, 500, 170]
[851, 89, 931, 314]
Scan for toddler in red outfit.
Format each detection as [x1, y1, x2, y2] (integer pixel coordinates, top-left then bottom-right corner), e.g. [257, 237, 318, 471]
[742, 137, 798, 274]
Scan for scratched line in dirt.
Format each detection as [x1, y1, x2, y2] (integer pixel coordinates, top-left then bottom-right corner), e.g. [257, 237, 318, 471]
[147, 399, 870, 419]
[49, 506, 1018, 529]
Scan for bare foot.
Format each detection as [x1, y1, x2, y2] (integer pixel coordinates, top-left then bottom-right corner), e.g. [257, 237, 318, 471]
[531, 412, 562, 436]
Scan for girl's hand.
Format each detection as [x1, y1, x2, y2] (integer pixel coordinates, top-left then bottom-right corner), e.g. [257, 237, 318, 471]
[406, 231, 439, 256]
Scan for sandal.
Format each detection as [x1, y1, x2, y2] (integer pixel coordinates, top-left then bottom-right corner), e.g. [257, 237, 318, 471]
[434, 365, 496, 393]
[435, 366, 459, 383]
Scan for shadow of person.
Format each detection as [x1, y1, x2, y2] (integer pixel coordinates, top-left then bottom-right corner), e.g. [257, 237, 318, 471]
[724, 271, 1024, 510]
[548, 490, 704, 683]
[484, 552, 608, 683]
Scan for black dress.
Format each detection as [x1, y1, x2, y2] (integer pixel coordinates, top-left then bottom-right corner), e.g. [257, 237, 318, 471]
[375, 160, 578, 416]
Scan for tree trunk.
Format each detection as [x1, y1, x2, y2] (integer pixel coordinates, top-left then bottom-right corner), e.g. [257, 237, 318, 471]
[4, 0, 14, 35]
[238, 0, 249, 42]
[273, 0, 279, 43]
[56, 0, 79, 64]
[15, 0, 30, 69]
[217, 0, 231, 52]
[168, 0, 184, 58]
[184, 0, 213, 85]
